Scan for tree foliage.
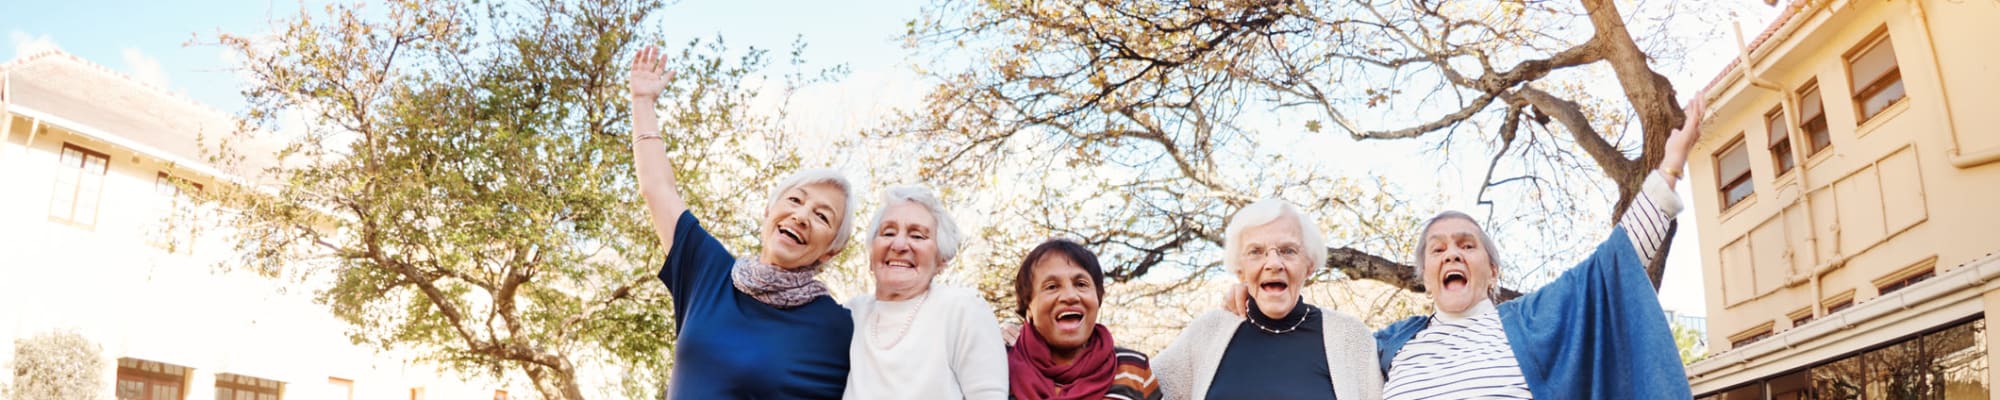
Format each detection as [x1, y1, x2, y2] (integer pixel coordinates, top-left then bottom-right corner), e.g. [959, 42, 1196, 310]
[10, 330, 105, 400]
[210, 0, 818, 397]
[896, 0, 1724, 303]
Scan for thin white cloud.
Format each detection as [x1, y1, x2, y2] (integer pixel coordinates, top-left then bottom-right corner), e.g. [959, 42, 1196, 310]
[122, 47, 171, 88]
[8, 30, 60, 61]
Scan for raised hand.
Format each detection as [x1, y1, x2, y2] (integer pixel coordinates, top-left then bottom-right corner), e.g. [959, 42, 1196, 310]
[629, 45, 674, 100]
[1661, 93, 1706, 186]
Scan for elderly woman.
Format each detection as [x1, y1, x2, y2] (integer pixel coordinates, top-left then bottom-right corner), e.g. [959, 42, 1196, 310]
[1155, 199, 1384, 400]
[1371, 98, 1707, 399]
[1007, 239, 1162, 400]
[843, 186, 1008, 399]
[629, 46, 856, 399]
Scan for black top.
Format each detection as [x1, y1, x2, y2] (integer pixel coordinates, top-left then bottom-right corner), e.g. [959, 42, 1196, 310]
[1205, 297, 1337, 400]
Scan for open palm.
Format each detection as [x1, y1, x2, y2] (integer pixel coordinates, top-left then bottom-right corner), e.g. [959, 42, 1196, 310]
[629, 45, 673, 99]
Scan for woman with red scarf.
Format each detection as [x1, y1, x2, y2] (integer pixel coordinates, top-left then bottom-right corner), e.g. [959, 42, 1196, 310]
[1007, 239, 1162, 400]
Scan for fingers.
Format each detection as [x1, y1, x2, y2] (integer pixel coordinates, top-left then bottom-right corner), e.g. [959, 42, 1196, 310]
[633, 45, 661, 73]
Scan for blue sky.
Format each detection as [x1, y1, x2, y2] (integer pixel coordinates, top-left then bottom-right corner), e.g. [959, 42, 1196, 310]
[3, 0, 1773, 318]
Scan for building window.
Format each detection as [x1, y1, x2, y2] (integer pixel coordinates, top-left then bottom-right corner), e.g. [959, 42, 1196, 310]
[1827, 297, 1856, 314]
[117, 358, 189, 400]
[1732, 325, 1775, 349]
[151, 173, 204, 252]
[1766, 107, 1795, 175]
[1716, 136, 1755, 209]
[1766, 369, 1810, 400]
[1698, 318, 1988, 399]
[1720, 383, 1764, 400]
[1791, 308, 1816, 328]
[1798, 81, 1832, 156]
[50, 143, 110, 228]
[1847, 28, 1906, 123]
[329, 378, 354, 400]
[216, 373, 283, 400]
[1878, 267, 1937, 296]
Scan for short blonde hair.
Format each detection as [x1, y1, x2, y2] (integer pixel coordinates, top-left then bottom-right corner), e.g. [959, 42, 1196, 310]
[1223, 198, 1327, 274]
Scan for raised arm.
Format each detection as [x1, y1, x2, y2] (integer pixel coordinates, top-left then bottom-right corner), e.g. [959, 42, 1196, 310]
[1618, 95, 1705, 264]
[629, 45, 689, 250]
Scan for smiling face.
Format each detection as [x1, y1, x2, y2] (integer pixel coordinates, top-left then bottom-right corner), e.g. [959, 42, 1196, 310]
[1420, 217, 1499, 314]
[868, 201, 943, 300]
[1026, 253, 1102, 364]
[759, 182, 847, 269]
[1234, 215, 1310, 320]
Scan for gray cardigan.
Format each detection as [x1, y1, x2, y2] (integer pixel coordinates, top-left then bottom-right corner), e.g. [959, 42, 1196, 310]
[1152, 306, 1384, 400]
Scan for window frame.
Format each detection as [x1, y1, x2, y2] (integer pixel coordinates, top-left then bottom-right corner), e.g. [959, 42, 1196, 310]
[150, 172, 205, 252]
[1715, 135, 1756, 210]
[117, 358, 190, 400]
[1796, 80, 1832, 156]
[328, 377, 354, 400]
[1765, 106, 1796, 176]
[49, 143, 111, 229]
[215, 373, 284, 400]
[1845, 27, 1907, 123]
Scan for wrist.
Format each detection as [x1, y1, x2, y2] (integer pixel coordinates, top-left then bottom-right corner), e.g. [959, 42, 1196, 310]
[630, 93, 658, 103]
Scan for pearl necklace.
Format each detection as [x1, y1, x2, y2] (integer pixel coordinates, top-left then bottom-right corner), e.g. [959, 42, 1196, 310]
[872, 291, 931, 347]
[1246, 302, 1313, 334]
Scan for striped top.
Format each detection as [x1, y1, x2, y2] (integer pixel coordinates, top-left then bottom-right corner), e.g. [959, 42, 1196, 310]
[1106, 347, 1163, 400]
[1383, 172, 1681, 400]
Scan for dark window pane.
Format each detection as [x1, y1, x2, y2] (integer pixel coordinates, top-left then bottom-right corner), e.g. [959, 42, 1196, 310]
[1860, 78, 1906, 121]
[1814, 355, 1865, 400]
[1867, 337, 1933, 399]
[1770, 368, 1811, 400]
[1928, 320, 1989, 399]
[1723, 383, 1765, 400]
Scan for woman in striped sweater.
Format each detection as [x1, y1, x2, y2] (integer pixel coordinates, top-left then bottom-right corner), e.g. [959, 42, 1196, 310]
[1007, 239, 1162, 400]
[1372, 96, 1708, 400]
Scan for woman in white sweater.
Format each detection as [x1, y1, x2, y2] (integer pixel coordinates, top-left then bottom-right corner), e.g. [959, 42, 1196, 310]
[1153, 198, 1384, 400]
[843, 186, 1008, 400]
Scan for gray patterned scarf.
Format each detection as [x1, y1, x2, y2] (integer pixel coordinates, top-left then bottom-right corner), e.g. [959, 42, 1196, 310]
[730, 257, 831, 309]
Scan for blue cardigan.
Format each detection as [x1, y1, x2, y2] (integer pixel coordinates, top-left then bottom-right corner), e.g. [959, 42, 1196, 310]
[1374, 227, 1692, 399]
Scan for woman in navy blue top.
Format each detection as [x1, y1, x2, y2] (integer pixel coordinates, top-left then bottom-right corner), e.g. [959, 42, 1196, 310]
[629, 45, 857, 399]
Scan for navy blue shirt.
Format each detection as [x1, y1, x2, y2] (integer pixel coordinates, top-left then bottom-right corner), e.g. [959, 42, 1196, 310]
[1205, 298, 1337, 400]
[661, 211, 852, 399]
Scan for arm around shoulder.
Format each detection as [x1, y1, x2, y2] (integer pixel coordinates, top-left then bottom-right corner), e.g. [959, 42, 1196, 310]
[1316, 308, 1384, 400]
[950, 289, 1010, 400]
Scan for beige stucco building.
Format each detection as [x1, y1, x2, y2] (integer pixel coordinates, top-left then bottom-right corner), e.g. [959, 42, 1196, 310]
[0, 51, 519, 400]
[1683, 0, 2000, 397]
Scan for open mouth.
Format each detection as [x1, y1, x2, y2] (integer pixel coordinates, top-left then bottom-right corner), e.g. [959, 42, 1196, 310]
[777, 227, 806, 245]
[883, 260, 915, 269]
[1442, 271, 1469, 291]
[1054, 310, 1086, 330]
[1258, 280, 1290, 294]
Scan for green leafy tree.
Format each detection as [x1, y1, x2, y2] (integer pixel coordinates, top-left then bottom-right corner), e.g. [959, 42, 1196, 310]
[11, 330, 105, 400]
[1670, 318, 1708, 365]
[209, 0, 820, 397]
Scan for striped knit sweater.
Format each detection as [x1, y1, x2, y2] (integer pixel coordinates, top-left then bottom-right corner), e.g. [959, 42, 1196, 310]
[1010, 346, 1161, 400]
[1377, 171, 1688, 400]
[1107, 347, 1163, 400]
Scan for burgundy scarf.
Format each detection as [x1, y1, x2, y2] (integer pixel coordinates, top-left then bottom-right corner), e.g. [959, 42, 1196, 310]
[1008, 322, 1117, 400]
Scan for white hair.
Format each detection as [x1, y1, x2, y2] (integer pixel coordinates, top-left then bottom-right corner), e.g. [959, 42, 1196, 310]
[766, 168, 860, 251]
[1223, 198, 1328, 274]
[866, 185, 964, 265]
[1414, 210, 1505, 298]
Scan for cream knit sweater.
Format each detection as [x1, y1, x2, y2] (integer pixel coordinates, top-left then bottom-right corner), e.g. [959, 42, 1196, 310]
[1152, 306, 1384, 400]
